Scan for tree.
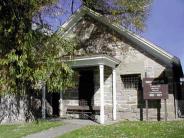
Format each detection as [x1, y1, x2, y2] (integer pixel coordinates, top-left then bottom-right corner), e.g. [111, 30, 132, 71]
[0, 0, 152, 94]
[0, 0, 75, 94]
[35, 0, 152, 32]
[81, 0, 152, 32]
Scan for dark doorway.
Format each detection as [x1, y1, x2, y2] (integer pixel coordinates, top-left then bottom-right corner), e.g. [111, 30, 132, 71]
[51, 93, 60, 117]
[78, 70, 95, 119]
[79, 70, 94, 106]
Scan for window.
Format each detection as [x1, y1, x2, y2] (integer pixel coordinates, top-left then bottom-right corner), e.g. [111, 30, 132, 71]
[121, 74, 141, 89]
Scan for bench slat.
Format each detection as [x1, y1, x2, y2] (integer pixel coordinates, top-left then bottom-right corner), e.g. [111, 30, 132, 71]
[67, 106, 100, 111]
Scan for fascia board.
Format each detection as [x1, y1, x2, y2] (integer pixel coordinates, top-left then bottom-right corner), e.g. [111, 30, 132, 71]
[67, 55, 120, 68]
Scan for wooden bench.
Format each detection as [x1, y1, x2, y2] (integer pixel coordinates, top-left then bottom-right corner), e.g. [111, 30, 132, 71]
[66, 105, 100, 113]
[66, 105, 100, 118]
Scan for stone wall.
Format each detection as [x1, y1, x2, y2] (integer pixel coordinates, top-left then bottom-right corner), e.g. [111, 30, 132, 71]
[114, 45, 175, 121]
[0, 94, 36, 124]
[89, 46, 176, 121]
[61, 15, 177, 122]
[0, 91, 53, 124]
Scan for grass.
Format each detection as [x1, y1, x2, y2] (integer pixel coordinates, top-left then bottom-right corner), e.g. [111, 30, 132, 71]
[0, 120, 63, 138]
[59, 121, 184, 138]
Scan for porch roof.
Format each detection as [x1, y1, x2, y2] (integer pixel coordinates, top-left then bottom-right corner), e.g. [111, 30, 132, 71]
[67, 55, 121, 68]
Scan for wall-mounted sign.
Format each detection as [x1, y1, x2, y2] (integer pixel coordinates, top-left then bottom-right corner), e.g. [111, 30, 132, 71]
[143, 78, 168, 99]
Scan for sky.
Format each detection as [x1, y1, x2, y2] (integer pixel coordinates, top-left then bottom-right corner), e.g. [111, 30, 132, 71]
[142, 0, 184, 71]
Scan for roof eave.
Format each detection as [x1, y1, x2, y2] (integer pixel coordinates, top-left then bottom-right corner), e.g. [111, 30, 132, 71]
[66, 55, 121, 68]
[58, 6, 181, 68]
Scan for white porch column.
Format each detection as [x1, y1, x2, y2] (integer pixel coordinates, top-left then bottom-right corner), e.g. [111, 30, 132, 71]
[42, 84, 46, 119]
[112, 68, 117, 120]
[59, 91, 63, 117]
[99, 64, 105, 124]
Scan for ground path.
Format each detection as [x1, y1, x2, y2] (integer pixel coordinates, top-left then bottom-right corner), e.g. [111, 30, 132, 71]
[24, 119, 97, 138]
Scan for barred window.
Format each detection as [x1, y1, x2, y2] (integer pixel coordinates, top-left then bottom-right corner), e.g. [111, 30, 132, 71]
[121, 74, 140, 89]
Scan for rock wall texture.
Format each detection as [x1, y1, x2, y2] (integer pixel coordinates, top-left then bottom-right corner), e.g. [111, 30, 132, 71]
[0, 91, 53, 124]
[61, 15, 177, 122]
[0, 94, 35, 124]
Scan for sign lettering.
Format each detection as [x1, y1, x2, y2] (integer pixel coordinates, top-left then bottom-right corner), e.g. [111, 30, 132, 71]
[143, 78, 168, 99]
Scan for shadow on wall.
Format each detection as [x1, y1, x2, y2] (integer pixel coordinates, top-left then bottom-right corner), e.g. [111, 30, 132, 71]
[178, 83, 184, 117]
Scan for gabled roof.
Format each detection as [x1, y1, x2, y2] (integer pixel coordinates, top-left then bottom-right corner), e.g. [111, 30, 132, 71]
[58, 6, 181, 68]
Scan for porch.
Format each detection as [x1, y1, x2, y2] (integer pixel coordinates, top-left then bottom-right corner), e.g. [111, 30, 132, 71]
[60, 55, 120, 124]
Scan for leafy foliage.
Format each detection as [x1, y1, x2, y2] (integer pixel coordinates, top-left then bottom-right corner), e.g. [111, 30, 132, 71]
[0, 0, 152, 94]
[82, 0, 152, 31]
[0, 0, 75, 94]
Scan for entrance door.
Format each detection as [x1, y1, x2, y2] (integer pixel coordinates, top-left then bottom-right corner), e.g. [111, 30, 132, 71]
[79, 70, 94, 108]
[52, 93, 60, 117]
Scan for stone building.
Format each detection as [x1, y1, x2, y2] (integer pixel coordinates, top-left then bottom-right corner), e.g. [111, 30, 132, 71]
[0, 6, 183, 124]
[57, 6, 183, 124]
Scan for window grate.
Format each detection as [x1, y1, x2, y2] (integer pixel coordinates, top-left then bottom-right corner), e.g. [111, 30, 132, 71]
[121, 74, 140, 89]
